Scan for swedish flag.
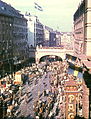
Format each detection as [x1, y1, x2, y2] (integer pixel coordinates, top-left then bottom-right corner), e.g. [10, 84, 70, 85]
[34, 2, 43, 11]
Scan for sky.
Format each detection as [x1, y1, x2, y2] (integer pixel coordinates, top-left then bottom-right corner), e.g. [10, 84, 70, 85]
[3, 0, 81, 32]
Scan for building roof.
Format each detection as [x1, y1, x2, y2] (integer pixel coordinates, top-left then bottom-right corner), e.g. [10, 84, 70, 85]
[55, 31, 61, 35]
[74, 0, 85, 21]
[60, 32, 72, 36]
[0, 0, 25, 19]
[45, 25, 53, 32]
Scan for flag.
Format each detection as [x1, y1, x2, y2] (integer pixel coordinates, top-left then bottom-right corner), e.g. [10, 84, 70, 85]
[74, 70, 78, 77]
[34, 2, 43, 11]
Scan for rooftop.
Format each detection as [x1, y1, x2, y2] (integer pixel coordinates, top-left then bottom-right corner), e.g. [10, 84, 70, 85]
[0, 0, 25, 19]
[45, 25, 53, 32]
[74, 0, 85, 21]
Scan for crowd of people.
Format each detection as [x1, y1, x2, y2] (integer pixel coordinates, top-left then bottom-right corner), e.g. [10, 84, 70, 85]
[0, 75, 21, 119]
[0, 59, 83, 119]
[32, 60, 67, 118]
[33, 60, 83, 119]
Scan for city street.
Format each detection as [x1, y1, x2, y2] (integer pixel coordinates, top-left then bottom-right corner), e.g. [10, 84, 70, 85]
[0, 0, 91, 118]
[15, 71, 51, 118]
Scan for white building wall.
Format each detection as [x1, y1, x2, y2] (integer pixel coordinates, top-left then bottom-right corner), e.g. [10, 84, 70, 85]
[25, 15, 36, 47]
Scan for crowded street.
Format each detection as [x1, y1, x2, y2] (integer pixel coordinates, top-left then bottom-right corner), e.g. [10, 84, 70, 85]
[0, 58, 84, 119]
[15, 70, 51, 118]
[0, 0, 91, 118]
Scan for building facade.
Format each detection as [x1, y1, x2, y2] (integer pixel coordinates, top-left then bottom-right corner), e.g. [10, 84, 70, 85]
[25, 14, 44, 47]
[74, 0, 85, 55]
[25, 13, 35, 47]
[74, 0, 91, 56]
[13, 13, 28, 66]
[61, 32, 74, 50]
[84, 0, 91, 56]
[44, 26, 62, 47]
[0, 1, 29, 77]
[55, 31, 61, 47]
[43, 26, 53, 47]
[0, 5, 13, 77]
[73, 0, 91, 118]
[49, 31, 56, 47]
[36, 17, 44, 46]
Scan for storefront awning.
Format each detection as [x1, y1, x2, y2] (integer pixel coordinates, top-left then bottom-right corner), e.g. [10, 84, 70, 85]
[82, 61, 91, 69]
[74, 54, 87, 61]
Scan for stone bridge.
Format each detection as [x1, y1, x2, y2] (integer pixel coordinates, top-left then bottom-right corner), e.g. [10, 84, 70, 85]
[35, 47, 73, 63]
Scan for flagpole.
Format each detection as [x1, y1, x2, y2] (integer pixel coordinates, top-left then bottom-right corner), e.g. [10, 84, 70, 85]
[34, 2, 43, 47]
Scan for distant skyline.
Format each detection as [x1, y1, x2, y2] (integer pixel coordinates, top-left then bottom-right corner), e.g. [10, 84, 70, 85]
[3, 0, 81, 32]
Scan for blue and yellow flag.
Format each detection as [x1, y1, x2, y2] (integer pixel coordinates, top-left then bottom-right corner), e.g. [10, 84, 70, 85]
[74, 70, 78, 77]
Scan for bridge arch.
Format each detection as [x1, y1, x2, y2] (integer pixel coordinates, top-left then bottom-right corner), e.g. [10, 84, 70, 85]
[39, 55, 63, 63]
[36, 50, 66, 64]
[35, 47, 73, 64]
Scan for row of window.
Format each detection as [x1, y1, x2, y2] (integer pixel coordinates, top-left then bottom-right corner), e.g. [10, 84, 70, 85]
[13, 26, 27, 33]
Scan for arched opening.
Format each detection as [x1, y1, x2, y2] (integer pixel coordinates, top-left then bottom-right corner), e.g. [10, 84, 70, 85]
[39, 55, 62, 63]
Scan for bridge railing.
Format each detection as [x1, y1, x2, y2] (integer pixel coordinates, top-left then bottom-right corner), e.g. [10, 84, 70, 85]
[36, 46, 64, 49]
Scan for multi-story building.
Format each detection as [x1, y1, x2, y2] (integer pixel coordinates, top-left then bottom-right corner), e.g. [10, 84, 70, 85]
[84, 0, 91, 56]
[43, 26, 53, 47]
[36, 17, 44, 46]
[74, 0, 91, 56]
[55, 31, 61, 47]
[25, 14, 44, 47]
[49, 31, 56, 47]
[73, 0, 91, 118]
[0, 1, 29, 77]
[74, 0, 85, 55]
[25, 14, 36, 47]
[13, 12, 28, 67]
[0, 1, 13, 77]
[44, 27, 62, 47]
[61, 32, 74, 50]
